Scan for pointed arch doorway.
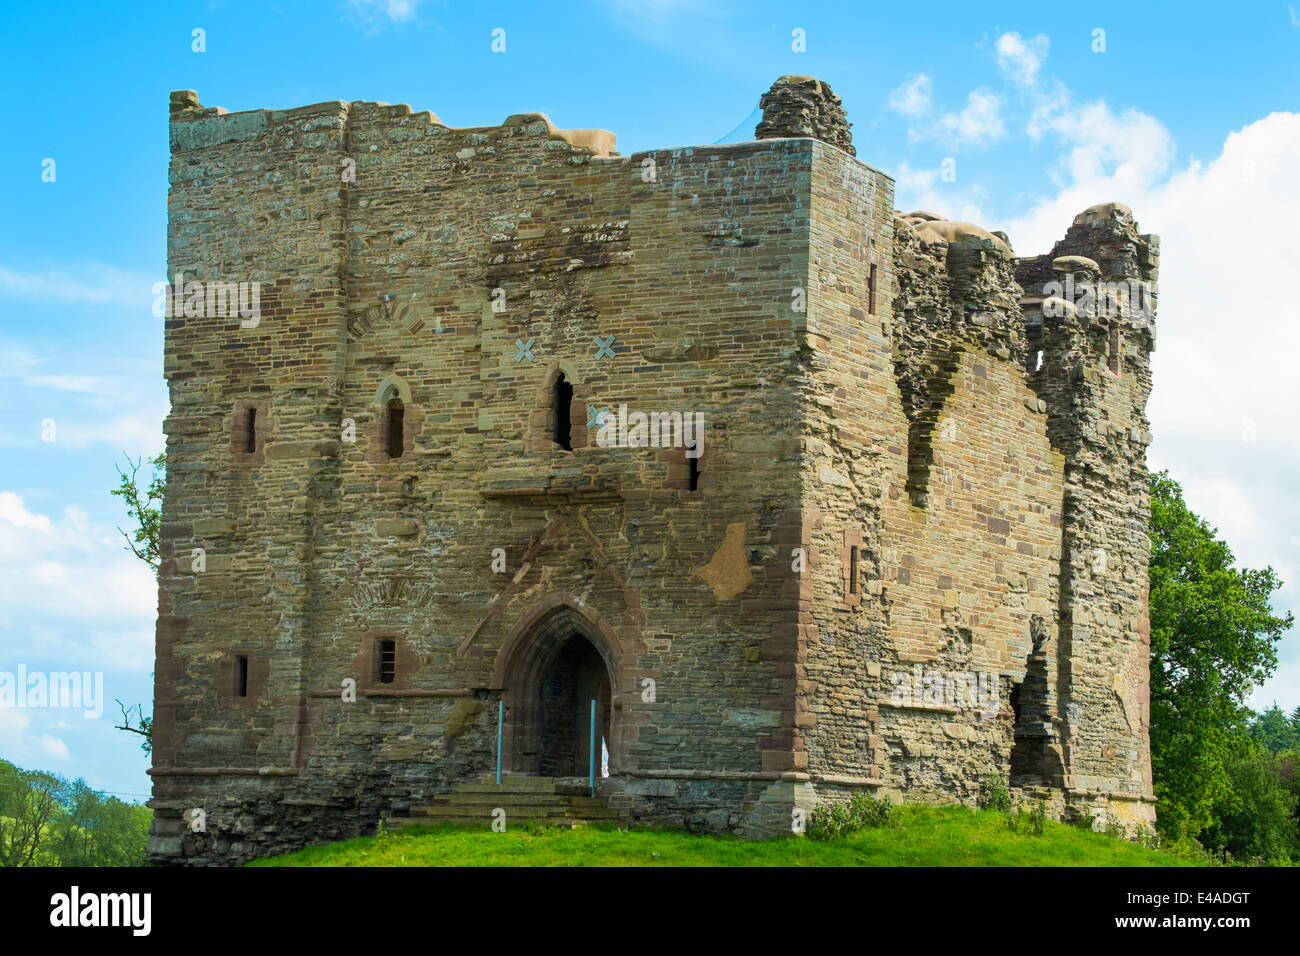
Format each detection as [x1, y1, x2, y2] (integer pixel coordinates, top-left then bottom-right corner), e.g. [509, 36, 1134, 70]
[495, 600, 620, 778]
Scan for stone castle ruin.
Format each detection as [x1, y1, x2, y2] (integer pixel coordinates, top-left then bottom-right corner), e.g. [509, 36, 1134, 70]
[149, 76, 1158, 864]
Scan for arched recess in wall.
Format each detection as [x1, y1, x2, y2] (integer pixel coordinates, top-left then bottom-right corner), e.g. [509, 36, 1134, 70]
[374, 373, 412, 407]
[900, 344, 964, 509]
[530, 362, 588, 453]
[494, 595, 624, 776]
[372, 373, 414, 460]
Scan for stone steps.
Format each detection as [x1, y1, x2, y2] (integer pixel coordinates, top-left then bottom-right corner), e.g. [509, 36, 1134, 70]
[384, 775, 627, 829]
[419, 793, 610, 808]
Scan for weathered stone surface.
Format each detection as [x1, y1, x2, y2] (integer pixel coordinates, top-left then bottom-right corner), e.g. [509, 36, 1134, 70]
[373, 518, 419, 537]
[446, 698, 480, 738]
[150, 77, 1158, 865]
[696, 523, 755, 600]
[755, 75, 855, 156]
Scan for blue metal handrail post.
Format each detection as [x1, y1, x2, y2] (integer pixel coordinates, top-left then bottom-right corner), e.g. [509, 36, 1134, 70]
[496, 699, 504, 785]
[588, 699, 596, 793]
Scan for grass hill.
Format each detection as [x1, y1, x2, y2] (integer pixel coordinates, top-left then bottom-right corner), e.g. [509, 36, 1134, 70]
[251, 804, 1208, 867]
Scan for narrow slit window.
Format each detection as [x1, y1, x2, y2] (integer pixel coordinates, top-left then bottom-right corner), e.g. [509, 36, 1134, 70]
[687, 444, 700, 491]
[1107, 325, 1121, 374]
[377, 640, 396, 684]
[849, 546, 860, 594]
[867, 264, 878, 316]
[1034, 349, 1044, 372]
[236, 655, 249, 698]
[386, 399, 404, 458]
[245, 407, 257, 453]
[553, 373, 573, 451]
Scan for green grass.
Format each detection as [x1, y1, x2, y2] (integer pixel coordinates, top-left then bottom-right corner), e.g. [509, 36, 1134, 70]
[250, 804, 1204, 867]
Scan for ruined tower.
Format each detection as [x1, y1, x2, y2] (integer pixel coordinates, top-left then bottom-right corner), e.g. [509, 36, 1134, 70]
[149, 77, 1157, 864]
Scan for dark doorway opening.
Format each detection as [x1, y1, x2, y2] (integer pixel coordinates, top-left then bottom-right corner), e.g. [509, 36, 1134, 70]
[538, 635, 611, 777]
[1009, 615, 1066, 788]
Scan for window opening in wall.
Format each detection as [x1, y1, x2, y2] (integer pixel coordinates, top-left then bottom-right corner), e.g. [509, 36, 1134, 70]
[687, 444, 700, 491]
[849, 545, 860, 594]
[237, 655, 249, 698]
[553, 373, 573, 450]
[867, 264, 878, 315]
[245, 407, 257, 453]
[386, 399, 404, 458]
[377, 640, 396, 684]
[1107, 325, 1121, 374]
[1026, 322, 1044, 375]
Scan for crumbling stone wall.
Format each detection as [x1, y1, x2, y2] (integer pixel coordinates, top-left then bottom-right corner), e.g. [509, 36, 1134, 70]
[798, 144, 1070, 809]
[152, 79, 1157, 864]
[1015, 203, 1159, 825]
[756, 75, 855, 156]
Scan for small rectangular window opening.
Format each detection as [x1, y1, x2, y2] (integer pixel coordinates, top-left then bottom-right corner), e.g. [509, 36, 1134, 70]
[687, 444, 700, 491]
[245, 408, 257, 453]
[849, 546, 860, 594]
[377, 640, 396, 684]
[236, 655, 249, 697]
[867, 264, 878, 316]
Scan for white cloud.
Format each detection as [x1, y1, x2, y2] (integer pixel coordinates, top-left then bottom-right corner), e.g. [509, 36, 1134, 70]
[995, 31, 1050, 87]
[908, 88, 1006, 150]
[0, 710, 72, 768]
[345, 0, 419, 26]
[889, 73, 933, 118]
[39, 735, 71, 759]
[1013, 101, 1177, 246]
[607, 0, 706, 21]
[598, 0, 735, 56]
[0, 491, 52, 531]
[0, 491, 157, 645]
[934, 89, 1005, 148]
[892, 161, 992, 226]
[0, 338, 114, 396]
[48, 413, 166, 453]
[0, 336, 166, 454]
[1290, 5, 1300, 27]
[0, 263, 153, 309]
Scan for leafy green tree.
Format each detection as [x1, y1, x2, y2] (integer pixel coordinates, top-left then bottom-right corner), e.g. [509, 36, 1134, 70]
[110, 452, 164, 752]
[0, 763, 68, 866]
[0, 760, 151, 867]
[51, 781, 151, 867]
[1200, 739, 1298, 863]
[1276, 750, 1300, 847]
[1251, 703, 1300, 753]
[110, 452, 165, 569]
[1147, 471, 1294, 842]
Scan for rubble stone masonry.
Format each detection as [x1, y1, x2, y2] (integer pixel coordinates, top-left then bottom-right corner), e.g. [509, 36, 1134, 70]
[150, 77, 1158, 864]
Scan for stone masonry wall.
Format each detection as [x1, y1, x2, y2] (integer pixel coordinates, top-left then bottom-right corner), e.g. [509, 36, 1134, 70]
[153, 92, 819, 863]
[799, 144, 1069, 808]
[1016, 203, 1159, 826]
[151, 81, 1158, 863]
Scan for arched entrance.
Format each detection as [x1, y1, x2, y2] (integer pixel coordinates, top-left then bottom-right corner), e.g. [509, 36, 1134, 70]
[538, 636, 611, 777]
[496, 600, 620, 777]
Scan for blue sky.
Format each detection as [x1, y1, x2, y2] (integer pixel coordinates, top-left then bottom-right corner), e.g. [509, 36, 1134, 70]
[1, 0, 1298, 801]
